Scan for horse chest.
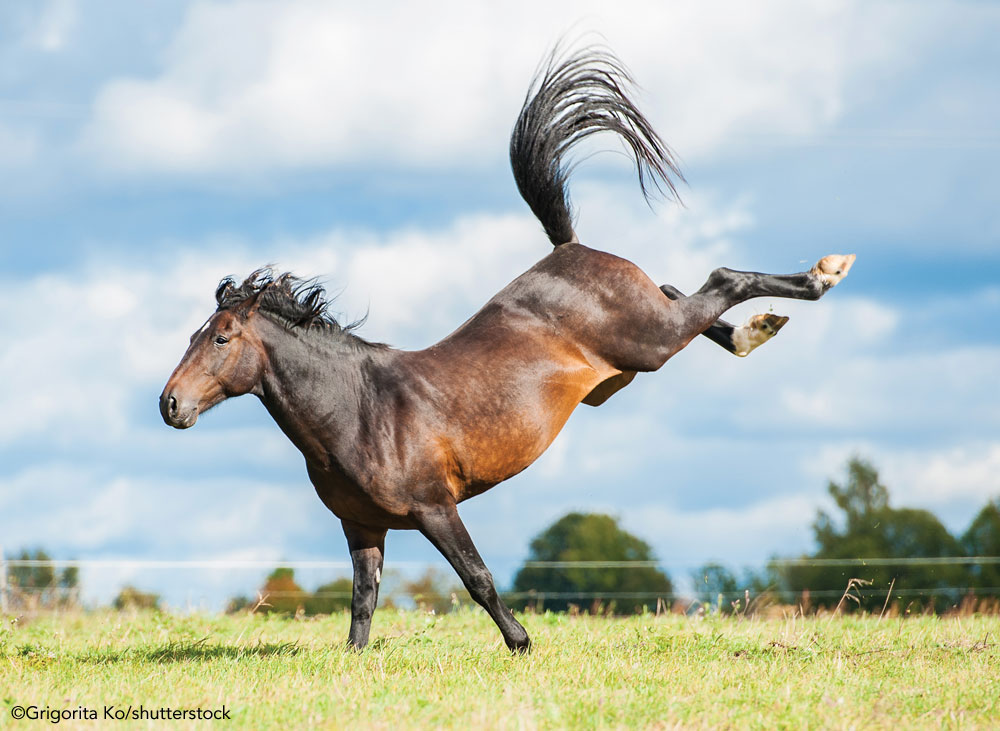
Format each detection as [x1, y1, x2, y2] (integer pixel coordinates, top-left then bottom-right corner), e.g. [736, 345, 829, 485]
[306, 461, 416, 529]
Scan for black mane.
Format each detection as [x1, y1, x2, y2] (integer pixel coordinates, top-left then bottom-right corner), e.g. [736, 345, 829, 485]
[216, 268, 371, 340]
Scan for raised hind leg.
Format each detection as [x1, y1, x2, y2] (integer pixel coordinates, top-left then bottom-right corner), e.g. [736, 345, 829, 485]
[701, 254, 856, 303]
[614, 253, 855, 373]
[670, 254, 855, 344]
[660, 284, 790, 357]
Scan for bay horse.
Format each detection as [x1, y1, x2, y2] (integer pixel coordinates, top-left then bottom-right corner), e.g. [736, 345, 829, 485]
[160, 47, 854, 652]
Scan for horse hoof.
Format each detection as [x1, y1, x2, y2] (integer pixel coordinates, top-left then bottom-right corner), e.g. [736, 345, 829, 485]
[811, 254, 856, 287]
[507, 636, 532, 655]
[732, 313, 790, 356]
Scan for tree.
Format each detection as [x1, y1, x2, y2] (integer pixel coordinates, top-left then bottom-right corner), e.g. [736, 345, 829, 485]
[391, 568, 468, 614]
[821, 458, 889, 532]
[303, 577, 353, 615]
[225, 594, 252, 614]
[260, 567, 307, 615]
[113, 585, 160, 611]
[510, 512, 673, 613]
[962, 499, 1000, 592]
[226, 570, 358, 616]
[774, 458, 964, 612]
[8, 548, 79, 609]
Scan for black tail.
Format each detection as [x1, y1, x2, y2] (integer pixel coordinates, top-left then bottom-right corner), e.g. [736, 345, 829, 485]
[509, 45, 685, 246]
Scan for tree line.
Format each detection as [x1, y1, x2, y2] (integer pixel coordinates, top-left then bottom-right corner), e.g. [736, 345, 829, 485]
[4, 458, 998, 615]
[225, 458, 999, 616]
[509, 458, 1000, 615]
[694, 458, 1000, 614]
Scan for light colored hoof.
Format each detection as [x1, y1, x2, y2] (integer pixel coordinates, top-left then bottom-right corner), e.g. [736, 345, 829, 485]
[732, 313, 790, 357]
[811, 254, 856, 287]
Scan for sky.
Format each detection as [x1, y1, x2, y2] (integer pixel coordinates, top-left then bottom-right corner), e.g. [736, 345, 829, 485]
[1, 0, 998, 609]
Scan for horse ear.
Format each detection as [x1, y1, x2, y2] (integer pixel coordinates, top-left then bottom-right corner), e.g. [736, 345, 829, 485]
[240, 285, 267, 319]
[215, 278, 236, 306]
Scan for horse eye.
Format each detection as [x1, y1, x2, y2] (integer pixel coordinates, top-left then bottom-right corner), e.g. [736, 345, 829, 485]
[214, 335, 229, 346]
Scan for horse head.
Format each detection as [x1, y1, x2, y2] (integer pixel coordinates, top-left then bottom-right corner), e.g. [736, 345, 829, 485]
[159, 280, 268, 429]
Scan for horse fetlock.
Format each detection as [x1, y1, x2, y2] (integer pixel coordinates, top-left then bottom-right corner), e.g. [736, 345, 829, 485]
[732, 313, 790, 356]
[810, 254, 856, 288]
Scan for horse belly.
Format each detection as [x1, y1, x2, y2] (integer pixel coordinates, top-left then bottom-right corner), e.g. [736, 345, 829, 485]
[450, 363, 606, 500]
[306, 462, 419, 529]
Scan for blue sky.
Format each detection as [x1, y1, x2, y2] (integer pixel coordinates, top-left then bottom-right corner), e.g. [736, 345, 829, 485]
[1, 0, 998, 609]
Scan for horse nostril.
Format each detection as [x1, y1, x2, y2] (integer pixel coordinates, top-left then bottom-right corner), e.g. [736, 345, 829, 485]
[168, 395, 178, 418]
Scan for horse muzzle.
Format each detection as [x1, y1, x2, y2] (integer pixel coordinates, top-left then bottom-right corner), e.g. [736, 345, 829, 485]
[159, 390, 199, 429]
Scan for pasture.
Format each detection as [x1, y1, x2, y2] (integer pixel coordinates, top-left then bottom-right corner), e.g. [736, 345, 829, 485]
[2, 609, 997, 728]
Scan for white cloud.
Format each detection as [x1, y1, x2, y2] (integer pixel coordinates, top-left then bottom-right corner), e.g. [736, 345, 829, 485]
[289, 213, 543, 347]
[807, 442, 1000, 515]
[0, 464, 326, 559]
[33, 0, 78, 52]
[0, 263, 240, 445]
[774, 346, 1000, 432]
[628, 494, 820, 564]
[885, 444, 1000, 509]
[79, 0, 901, 176]
[0, 462, 341, 607]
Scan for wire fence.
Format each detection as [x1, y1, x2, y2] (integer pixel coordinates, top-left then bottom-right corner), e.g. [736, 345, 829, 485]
[6, 556, 1000, 569]
[3, 552, 1000, 614]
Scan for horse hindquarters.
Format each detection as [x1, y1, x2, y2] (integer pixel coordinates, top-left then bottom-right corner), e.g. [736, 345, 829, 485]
[527, 245, 855, 378]
[520, 244, 703, 374]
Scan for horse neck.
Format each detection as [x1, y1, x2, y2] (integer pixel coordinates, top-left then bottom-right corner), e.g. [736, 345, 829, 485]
[254, 317, 379, 470]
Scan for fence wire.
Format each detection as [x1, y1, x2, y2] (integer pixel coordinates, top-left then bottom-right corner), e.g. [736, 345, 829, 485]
[3, 554, 1000, 613]
[6, 556, 1000, 569]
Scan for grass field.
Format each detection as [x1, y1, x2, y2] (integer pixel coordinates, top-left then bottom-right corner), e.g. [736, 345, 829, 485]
[2, 608, 998, 729]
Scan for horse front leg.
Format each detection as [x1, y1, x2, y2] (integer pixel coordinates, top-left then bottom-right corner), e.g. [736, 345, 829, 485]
[342, 520, 387, 651]
[412, 498, 531, 653]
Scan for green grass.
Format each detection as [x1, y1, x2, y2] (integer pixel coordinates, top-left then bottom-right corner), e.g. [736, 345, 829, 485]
[1, 609, 997, 729]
